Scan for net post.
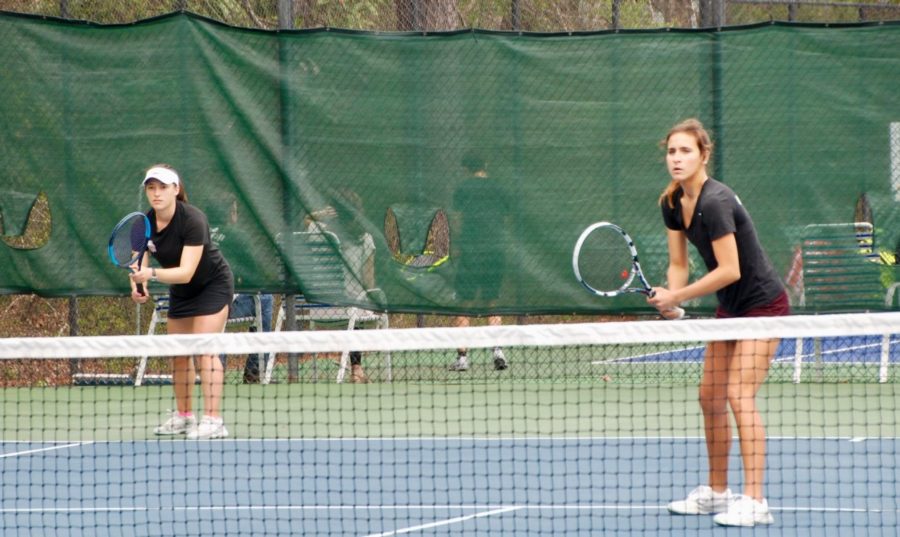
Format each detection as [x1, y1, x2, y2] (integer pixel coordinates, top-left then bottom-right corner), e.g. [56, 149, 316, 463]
[792, 337, 803, 384]
[879, 334, 890, 383]
[68, 295, 78, 380]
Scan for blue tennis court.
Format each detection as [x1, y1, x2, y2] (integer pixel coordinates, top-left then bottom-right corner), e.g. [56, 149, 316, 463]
[612, 335, 900, 366]
[2, 437, 897, 536]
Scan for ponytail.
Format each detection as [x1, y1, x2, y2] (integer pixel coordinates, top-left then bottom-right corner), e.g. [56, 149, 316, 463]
[658, 180, 682, 210]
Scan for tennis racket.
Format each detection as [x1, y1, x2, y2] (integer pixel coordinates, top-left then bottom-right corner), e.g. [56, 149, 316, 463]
[108, 212, 151, 296]
[572, 221, 684, 319]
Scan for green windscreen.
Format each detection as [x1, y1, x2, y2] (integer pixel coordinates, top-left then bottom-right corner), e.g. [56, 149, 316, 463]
[0, 11, 898, 314]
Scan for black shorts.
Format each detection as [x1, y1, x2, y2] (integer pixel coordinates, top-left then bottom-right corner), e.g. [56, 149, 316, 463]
[715, 291, 790, 319]
[168, 273, 235, 319]
[457, 276, 503, 301]
[455, 260, 505, 301]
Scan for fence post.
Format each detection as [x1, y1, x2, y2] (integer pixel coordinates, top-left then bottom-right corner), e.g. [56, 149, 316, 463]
[701, 0, 725, 27]
[285, 294, 298, 382]
[275, 0, 298, 382]
[277, 0, 293, 29]
[68, 296, 78, 378]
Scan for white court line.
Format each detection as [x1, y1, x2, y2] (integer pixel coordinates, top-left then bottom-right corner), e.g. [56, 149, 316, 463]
[3, 435, 895, 444]
[599, 337, 900, 366]
[1, 504, 894, 515]
[0, 442, 90, 458]
[0, 507, 149, 513]
[364, 506, 522, 537]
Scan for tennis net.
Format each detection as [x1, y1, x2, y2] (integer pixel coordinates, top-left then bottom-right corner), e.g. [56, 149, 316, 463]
[1, 312, 898, 536]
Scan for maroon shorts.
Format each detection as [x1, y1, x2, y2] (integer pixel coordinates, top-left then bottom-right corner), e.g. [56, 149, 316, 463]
[715, 291, 790, 319]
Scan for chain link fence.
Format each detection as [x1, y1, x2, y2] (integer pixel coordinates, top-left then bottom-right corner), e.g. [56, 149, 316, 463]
[1, 0, 898, 31]
[0, 1, 897, 342]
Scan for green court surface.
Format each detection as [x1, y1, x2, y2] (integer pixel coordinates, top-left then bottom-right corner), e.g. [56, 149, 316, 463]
[3, 381, 897, 442]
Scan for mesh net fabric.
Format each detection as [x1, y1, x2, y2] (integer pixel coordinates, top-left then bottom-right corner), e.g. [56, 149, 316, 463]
[1, 312, 899, 535]
[1, 14, 898, 314]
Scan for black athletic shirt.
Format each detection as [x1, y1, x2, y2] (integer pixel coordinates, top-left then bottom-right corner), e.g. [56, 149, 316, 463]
[453, 177, 509, 272]
[661, 178, 783, 315]
[147, 201, 234, 318]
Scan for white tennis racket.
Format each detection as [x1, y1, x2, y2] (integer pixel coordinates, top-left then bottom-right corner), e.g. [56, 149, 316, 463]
[573, 221, 684, 319]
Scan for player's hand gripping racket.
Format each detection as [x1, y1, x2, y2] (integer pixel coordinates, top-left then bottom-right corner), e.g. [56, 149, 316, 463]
[572, 221, 684, 320]
[108, 212, 151, 296]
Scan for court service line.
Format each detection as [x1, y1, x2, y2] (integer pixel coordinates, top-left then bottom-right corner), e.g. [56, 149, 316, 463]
[5, 435, 896, 444]
[2, 504, 895, 515]
[603, 336, 900, 366]
[0, 442, 91, 459]
[363, 506, 523, 537]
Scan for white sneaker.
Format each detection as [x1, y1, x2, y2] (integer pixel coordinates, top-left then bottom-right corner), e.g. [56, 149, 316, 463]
[492, 348, 508, 370]
[667, 485, 733, 515]
[714, 495, 774, 527]
[154, 412, 195, 435]
[186, 416, 229, 440]
[448, 356, 469, 371]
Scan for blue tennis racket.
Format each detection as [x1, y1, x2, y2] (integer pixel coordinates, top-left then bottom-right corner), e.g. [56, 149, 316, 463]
[108, 212, 151, 296]
[573, 221, 684, 319]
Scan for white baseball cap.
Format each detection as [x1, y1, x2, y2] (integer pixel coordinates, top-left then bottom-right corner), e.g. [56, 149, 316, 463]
[142, 167, 180, 186]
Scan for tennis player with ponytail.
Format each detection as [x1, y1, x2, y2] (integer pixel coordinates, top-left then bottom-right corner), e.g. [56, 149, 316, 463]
[128, 164, 234, 440]
[648, 119, 788, 527]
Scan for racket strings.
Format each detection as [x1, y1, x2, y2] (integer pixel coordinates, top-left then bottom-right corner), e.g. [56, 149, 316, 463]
[577, 227, 635, 292]
[111, 216, 147, 267]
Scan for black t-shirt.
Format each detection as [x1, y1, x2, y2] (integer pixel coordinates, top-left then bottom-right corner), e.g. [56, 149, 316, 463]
[148, 201, 232, 302]
[453, 177, 509, 268]
[661, 178, 783, 315]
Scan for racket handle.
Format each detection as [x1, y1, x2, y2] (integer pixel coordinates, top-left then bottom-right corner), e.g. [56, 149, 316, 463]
[136, 282, 145, 296]
[646, 289, 683, 319]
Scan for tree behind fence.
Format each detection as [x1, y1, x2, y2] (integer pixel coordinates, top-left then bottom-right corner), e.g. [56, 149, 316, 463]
[0, 0, 898, 31]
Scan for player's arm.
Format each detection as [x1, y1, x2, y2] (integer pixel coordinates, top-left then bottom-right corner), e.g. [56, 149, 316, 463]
[303, 206, 337, 229]
[133, 245, 203, 285]
[129, 251, 153, 302]
[670, 233, 741, 305]
[647, 228, 689, 313]
[666, 228, 690, 291]
[448, 209, 463, 261]
[362, 234, 376, 290]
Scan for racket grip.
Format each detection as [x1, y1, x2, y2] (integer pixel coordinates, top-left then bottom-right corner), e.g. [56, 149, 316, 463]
[646, 288, 682, 318]
[136, 282, 145, 296]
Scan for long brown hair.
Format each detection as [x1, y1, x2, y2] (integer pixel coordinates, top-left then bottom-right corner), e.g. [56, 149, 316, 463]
[146, 163, 188, 203]
[658, 118, 714, 209]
